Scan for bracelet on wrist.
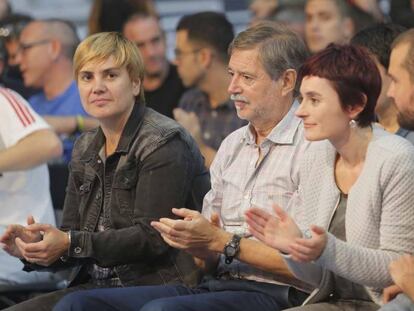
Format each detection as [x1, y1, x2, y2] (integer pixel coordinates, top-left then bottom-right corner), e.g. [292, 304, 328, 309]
[75, 115, 85, 133]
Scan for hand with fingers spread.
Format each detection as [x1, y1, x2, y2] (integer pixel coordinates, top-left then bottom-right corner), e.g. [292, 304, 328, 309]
[151, 208, 228, 259]
[15, 223, 70, 266]
[245, 204, 302, 254]
[173, 109, 202, 142]
[0, 216, 41, 258]
[288, 225, 327, 262]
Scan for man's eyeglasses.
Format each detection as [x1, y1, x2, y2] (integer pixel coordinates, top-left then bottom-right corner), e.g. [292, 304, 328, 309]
[174, 48, 202, 60]
[18, 39, 50, 53]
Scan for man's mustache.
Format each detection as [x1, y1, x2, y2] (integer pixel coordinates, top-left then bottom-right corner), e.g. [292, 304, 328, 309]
[230, 94, 249, 103]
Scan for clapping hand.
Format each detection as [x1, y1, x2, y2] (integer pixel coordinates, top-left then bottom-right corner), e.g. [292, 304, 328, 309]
[14, 223, 69, 266]
[288, 225, 327, 262]
[245, 204, 302, 254]
[245, 205, 327, 262]
[151, 208, 225, 259]
[0, 216, 41, 258]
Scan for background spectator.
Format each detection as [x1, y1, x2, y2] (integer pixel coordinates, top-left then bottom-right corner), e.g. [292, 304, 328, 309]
[173, 12, 246, 167]
[123, 11, 185, 118]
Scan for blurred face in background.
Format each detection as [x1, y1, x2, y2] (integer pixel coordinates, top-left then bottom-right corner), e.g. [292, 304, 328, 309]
[5, 38, 20, 66]
[123, 16, 167, 78]
[16, 22, 53, 88]
[305, 0, 353, 53]
[174, 30, 206, 87]
[388, 43, 414, 130]
[250, 0, 279, 21]
[372, 57, 393, 116]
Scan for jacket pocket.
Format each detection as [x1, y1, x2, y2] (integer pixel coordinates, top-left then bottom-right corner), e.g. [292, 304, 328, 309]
[112, 166, 138, 216]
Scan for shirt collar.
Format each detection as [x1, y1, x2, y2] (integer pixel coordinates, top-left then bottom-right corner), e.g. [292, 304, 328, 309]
[242, 100, 301, 146]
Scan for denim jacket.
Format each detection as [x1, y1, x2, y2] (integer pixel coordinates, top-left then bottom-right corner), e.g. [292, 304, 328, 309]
[24, 103, 210, 287]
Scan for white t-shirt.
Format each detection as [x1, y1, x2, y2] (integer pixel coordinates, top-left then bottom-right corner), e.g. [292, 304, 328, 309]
[0, 88, 56, 227]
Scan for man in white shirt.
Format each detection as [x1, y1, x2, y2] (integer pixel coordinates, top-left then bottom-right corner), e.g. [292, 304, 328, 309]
[0, 87, 62, 292]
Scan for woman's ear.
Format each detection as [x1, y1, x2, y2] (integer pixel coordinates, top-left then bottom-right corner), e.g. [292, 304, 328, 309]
[280, 69, 297, 97]
[347, 94, 367, 120]
[132, 79, 141, 97]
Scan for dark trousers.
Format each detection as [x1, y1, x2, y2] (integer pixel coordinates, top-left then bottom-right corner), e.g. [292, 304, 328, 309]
[53, 279, 308, 311]
[3, 283, 118, 311]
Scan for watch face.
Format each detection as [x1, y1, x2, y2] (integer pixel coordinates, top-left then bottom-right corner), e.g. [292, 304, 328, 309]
[224, 245, 236, 257]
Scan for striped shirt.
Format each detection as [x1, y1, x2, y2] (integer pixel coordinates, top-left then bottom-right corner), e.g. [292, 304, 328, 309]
[0, 87, 55, 226]
[202, 101, 309, 285]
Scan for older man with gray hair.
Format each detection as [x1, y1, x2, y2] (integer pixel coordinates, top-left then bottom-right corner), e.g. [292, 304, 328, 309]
[52, 20, 311, 311]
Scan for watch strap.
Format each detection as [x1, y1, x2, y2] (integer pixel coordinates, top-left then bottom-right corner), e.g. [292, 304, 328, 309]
[224, 234, 242, 264]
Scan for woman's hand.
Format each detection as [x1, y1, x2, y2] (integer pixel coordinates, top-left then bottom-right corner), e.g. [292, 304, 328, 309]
[288, 225, 327, 262]
[383, 284, 403, 304]
[388, 254, 414, 301]
[0, 216, 41, 258]
[245, 204, 302, 254]
[15, 223, 70, 266]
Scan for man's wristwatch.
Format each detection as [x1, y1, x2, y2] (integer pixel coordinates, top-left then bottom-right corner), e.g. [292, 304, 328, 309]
[223, 234, 242, 264]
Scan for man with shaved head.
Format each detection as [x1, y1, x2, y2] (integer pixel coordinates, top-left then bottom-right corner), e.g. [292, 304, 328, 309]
[16, 19, 97, 163]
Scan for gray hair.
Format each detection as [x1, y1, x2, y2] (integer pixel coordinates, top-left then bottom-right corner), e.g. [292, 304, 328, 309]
[228, 21, 308, 81]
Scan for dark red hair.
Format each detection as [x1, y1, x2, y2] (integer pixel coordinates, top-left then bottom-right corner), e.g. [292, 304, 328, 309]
[298, 44, 381, 127]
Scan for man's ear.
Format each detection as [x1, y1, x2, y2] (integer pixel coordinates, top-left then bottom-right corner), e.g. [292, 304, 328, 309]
[198, 48, 214, 69]
[280, 69, 297, 97]
[49, 39, 62, 61]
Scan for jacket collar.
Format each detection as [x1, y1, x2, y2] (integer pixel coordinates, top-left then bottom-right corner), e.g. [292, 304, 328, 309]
[80, 102, 146, 162]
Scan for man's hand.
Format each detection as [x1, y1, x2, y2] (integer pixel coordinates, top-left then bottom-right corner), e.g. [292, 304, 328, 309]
[15, 223, 70, 266]
[245, 204, 302, 254]
[173, 109, 202, 142]
[151, 208, 229, 259]
[0, 216, 41, 258]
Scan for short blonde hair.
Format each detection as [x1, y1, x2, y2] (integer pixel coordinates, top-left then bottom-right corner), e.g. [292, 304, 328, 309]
[73, 32, 145, 103]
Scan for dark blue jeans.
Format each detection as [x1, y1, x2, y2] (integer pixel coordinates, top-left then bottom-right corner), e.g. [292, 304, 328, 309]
[53, 279, 308, 311]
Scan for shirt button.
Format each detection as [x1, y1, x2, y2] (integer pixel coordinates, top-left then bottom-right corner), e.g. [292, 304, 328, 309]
[97, 159, 102, 164]
[74, 246, 82, 254]
[96, 192, 101, 200]
[203, 132, 211, 140]
[243, 194, 249, 200]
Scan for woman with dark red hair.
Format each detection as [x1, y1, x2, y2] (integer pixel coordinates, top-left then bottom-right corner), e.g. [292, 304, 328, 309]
[246, 44, 414, 310]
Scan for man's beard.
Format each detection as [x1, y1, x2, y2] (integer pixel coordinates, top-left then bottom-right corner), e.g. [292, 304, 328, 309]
[397, 110, 414, 131]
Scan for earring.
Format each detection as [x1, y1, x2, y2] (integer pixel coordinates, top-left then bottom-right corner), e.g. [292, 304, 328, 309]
[349, 119, 357, 129]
